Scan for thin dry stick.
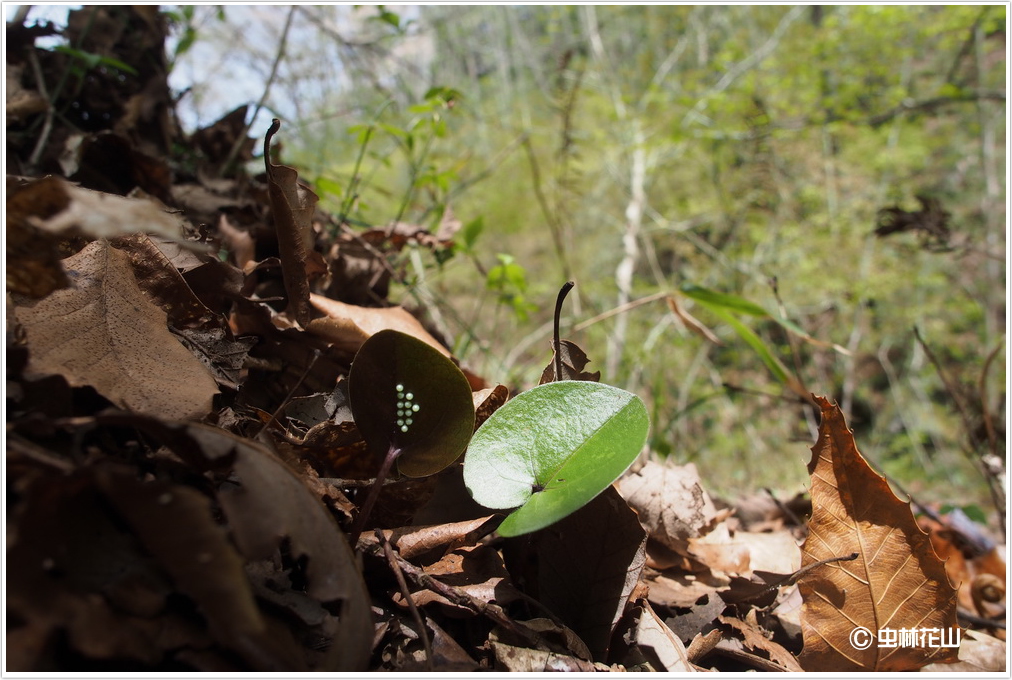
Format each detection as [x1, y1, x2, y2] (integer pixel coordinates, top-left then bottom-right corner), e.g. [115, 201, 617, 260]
[219, 5, 297, 176]
[26, 49, 55, 170]
[977, 338, 1004, 460]
[362, 540, 551, 652]
[521, 136, 572, 281]
[254, 349, 321, 438]
[378, 530, 433, 671]
[913, 326, 976, 442]
[572, 291, 669, 332]
[914, 326, 1005, 530]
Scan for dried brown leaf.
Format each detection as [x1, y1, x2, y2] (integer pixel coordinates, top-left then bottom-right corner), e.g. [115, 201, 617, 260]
[797, 396, 960, 671]
[633, 600, 694, 672]
[93, 415, 375, 671]
[96, 470, 305, 670]
[617, 461, 720, 551]
[14, 240, 218, 419]
[307, 292, 450, 356]
[264, 120, 315, 326]
[718, 615, 803, 672]
[473, 383, 509, 429]
[538, 339, 601, 384]
[13, 176, 187, 240]
[922, 629, 1006, 672]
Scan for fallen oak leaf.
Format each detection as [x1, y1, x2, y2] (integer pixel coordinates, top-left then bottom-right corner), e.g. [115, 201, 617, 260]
[797, 396, 960, 671]
[12, 175, 189, 241]
[13, 239, 218, 420]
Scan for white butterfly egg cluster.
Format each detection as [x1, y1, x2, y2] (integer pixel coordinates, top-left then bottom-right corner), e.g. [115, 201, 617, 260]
[395, 383, 419, 432]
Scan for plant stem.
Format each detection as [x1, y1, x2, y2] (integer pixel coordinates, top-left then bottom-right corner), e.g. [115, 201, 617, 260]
[349, 442, 402, 547]
[553, 281, 575, 381]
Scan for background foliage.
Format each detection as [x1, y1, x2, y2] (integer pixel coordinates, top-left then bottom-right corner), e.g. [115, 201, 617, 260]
[121, 5, 1012, 505]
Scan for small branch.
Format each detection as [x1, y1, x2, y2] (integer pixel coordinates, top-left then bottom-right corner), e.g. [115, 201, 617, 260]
[957, 607, 1006, 631]
[572, 291, 669, 332]
[220, 5, 297, 176]
[378, 530, 433, 671]
[866, 91, 1006, 128]
[26, 49, 55, 171]
[978, 338, 1004, 461]
[349, 443, 402, 547]
[362, 539, 553, 652]
[254, 348, 320, 438]
[521, 136, 572, 281]
[913, 326, 976, 445]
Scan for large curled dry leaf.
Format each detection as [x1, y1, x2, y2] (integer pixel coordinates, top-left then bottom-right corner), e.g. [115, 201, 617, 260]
[264, 119, 315, 326]
[797, 396, 959, 671]
[14, 239, 218, 420]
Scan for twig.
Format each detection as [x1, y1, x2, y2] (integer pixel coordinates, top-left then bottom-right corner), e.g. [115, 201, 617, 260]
[791, 552, 859, 587]
[254, 349, 321, 438]
[572, 291, 671, 332]
[362, 539, 552, 652]
[762, 487, 803, 527]
[977, 338, 1004, 461]
[12, 5, 32, 24]
[26, 49, 55, 171]
[957, 607, 1006, 631]
[914, 326, 1005, 527]
[219, 5, 297, 176]
[521, 136, 572, 281]
[913, 327, 976, 445]
[378, 530, 433, 670]
[349, 443, 403, 547]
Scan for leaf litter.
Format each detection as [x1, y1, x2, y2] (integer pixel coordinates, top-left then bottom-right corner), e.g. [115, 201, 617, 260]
[6, 7, 1005, 672]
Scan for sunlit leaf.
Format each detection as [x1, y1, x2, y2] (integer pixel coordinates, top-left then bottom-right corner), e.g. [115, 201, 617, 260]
[463, 381, 649, 536]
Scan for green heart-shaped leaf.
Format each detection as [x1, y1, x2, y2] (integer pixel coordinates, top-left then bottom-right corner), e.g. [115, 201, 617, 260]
[349, 330, 474, 478]
[463, 381, 649, 536]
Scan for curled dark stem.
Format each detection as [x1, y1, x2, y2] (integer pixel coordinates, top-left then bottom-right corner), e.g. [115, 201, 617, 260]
[553, 281, 576, 381]
[263, 118, 281, 178]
